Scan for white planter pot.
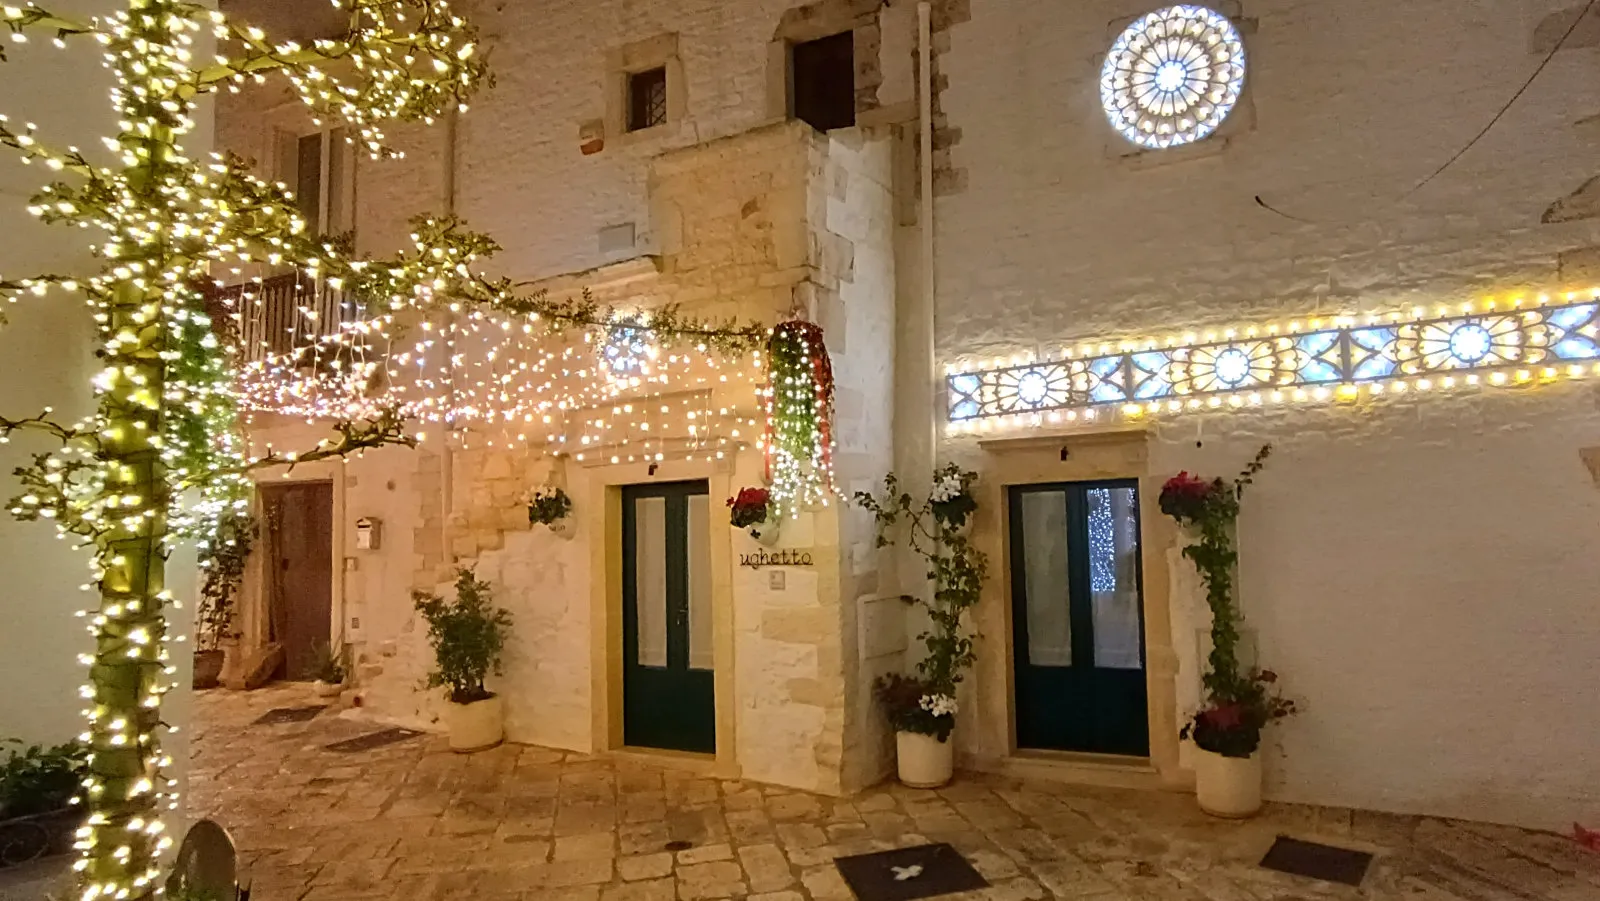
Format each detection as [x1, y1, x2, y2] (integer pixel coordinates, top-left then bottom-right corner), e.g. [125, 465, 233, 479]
[312, 680, 344, 700]
[444, 693, 504, 753]
[546, 519, 574, 539]
[896, 731, 954, 789]
[1193, 746, 1262, 818]
[747, 515, 782, 547]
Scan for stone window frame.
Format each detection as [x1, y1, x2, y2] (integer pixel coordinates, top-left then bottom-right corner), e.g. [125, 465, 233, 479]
[764, 2, 884, 128]
[604, 33, 687, 148]
[965, 429, 1186, 790]
[1101, 1, 1258, 169]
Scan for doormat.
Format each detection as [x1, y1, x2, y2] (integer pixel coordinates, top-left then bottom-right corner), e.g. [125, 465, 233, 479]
[1259, 836, 1373, 886]
[324, 728, 423, 754]
[834, 843, 988, 901]
[251, 706, 326, 726]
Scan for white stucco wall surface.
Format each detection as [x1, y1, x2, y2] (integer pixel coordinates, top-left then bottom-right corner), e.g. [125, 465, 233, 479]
[0, 0, 113, 748]
[0, 0, 207, 834]
[933, 0, 1600, 828]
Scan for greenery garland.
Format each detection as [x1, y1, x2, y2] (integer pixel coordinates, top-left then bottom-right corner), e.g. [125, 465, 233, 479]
[855, 464, 986, 742]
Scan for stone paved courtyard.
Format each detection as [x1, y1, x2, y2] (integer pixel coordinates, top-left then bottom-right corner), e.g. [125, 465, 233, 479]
[189, 685, 1600, 901]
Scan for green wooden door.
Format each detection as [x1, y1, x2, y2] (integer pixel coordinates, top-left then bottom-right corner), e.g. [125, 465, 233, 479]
[1009, 480, 1149, 756]
[622, 480, 716, 753]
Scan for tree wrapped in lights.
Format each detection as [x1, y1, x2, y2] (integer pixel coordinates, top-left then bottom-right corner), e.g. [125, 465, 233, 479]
[0, 2, 765, 898]
[764, 320, 836, 515]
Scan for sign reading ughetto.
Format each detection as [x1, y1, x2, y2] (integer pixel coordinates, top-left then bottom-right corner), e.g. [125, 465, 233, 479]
[740, 549, 815, 569]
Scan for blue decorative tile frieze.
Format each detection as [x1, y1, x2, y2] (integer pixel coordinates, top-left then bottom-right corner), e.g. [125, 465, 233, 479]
[946, 294, 1600, 425]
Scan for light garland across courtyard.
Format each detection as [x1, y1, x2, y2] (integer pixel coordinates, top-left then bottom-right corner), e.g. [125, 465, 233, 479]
[947, 289, 1600, 431]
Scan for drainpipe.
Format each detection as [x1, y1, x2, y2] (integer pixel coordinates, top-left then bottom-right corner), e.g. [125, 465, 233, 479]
[918, 1, 937, 462]
[440, 107, 459, 566]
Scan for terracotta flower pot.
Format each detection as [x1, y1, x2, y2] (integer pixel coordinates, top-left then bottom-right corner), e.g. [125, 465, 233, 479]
[896, 730, 954, 789]
[445, 693, 504, 753]
[1193, 746, 1262, 818]
[192, 650, 225, 690]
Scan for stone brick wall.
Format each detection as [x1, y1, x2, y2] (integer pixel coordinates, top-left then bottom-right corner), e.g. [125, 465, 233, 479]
[932, 0, 1600, 828]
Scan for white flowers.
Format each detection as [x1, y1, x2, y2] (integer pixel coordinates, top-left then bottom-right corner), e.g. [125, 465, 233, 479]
[929, 472, 965, 503]
[919, 693, 958, 718]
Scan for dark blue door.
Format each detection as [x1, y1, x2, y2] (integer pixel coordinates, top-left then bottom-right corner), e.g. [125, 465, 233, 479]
[1009, 481, 1148, 756]
[622, 481, 715, 753]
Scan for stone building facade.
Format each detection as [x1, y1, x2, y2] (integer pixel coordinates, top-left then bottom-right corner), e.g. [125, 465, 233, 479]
[215, 0, 1600, 828]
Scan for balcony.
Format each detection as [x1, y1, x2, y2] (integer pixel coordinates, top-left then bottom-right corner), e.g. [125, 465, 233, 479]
[204, 273, 369, 369]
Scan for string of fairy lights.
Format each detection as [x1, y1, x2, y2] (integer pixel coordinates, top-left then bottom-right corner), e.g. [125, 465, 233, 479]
[214, 270, 771, 462]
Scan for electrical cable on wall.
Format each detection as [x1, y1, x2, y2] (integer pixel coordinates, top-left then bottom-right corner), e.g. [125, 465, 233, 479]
[1255, 0, 1597, 224]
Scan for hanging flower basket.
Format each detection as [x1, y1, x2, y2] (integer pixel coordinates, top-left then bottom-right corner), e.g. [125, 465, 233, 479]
[765, 321, 837, 513]
[527, 487, 574, 537]
[728, 487, 781, 545]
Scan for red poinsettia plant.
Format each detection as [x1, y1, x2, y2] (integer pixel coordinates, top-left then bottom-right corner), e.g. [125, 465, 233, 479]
[726, 487, 772, 528]
[1182, 669, 1298, 758]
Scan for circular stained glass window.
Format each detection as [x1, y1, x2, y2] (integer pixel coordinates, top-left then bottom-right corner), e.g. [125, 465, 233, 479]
[1100, 6, 1246, 150]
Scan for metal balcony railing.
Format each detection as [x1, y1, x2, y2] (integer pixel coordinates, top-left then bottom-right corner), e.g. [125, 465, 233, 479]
[203, 273, 366, 368]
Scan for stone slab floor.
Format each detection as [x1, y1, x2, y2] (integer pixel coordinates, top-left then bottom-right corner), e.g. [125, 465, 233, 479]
[188, 685, 1599, 901]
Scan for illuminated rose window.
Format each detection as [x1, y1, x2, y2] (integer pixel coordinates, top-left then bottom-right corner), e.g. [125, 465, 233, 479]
[1100, 5, 1246, 149]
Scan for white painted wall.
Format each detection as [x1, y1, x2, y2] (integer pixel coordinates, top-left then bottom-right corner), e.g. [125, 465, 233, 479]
[0, 1, 117, 746]
[934, 0, 1600, 828]
[0, 0, 207, 833]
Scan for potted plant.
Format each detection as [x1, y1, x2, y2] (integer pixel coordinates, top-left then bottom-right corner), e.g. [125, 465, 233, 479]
[193, 508, 255, 689]
[873, 674, 958, 788]
[0, 738, 87, 868]
[1161, 445, 1297, 817]
[310, 642, 348, 699]
[414, 568, 514, 752]
[527, 486, 574, 537]
[855, 463, 985, 788]
[727, 486, 781, 546]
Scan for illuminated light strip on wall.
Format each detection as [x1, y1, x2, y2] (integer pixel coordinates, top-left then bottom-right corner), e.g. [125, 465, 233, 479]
[945, 290, 1600, 432]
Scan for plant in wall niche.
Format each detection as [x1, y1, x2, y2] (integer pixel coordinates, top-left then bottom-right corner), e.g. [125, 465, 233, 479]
[765, 320, 836, 515]
[855, 463, 986, 788]
[727, 486, 780, 545]
[526, 486, 573, 528]
[414, 569, 514, 752]
[1160, 444, 1297, 817]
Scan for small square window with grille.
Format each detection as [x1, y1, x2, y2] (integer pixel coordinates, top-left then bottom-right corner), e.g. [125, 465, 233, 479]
[627, 67, 668, 132]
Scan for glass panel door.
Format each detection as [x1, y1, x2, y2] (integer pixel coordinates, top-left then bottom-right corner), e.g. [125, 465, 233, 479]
[1010, 480, 1149, 756]
[622, 481, 716, 753]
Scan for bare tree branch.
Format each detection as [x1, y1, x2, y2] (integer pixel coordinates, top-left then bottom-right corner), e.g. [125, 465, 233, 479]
[0, 409, 91, 444]
[192, 407, 415, 487]
[0, 3, 103, 61]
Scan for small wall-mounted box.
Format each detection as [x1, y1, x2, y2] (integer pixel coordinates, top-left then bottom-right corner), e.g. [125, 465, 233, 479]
[355, 516, 381, 550]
